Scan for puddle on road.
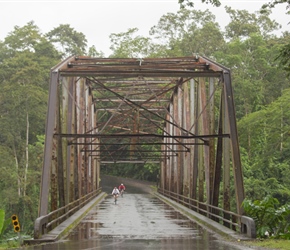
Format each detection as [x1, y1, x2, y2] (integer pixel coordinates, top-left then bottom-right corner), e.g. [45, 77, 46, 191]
[67, 195, 202, 240]
[52, 194, 249, 250]
[24, 194, 250, 250]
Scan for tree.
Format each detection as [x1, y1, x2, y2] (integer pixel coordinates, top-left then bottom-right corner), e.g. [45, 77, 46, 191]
[87, 45, 105, 57]
[46, 24, 88, 58]
[109, 28, 153, 58]
[178, 0, 290, 76]
[178, 0, 290, 11]
[275, 32, 290, 76]
[0, 22, 59, 234]
[178, 0, 221, 8]
[3, 21, 42, 52]
[260, 0, 290, 77]
[1, 22, 60, 90]
[214, 32, 288, 119]
[0, 145, 18, 209]
[110, 9, 225, 58]
[224, 6, 281, 40]
[149, 8, 224, 57]
[261, 0, 290, 14]
[238, 89, 290, 203]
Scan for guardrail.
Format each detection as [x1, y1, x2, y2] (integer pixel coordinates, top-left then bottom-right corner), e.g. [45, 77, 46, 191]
[34, 188, 102, 239]
[158, 188, 256, 238]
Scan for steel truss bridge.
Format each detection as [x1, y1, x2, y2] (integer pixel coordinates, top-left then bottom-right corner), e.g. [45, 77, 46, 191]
[34, 55, 255, 241]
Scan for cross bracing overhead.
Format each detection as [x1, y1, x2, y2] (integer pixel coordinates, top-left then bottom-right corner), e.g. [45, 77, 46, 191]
[38, 55, 245, 233]
[53, 56, 229, 163]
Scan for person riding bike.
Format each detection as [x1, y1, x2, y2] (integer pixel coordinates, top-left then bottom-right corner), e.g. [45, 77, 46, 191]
[112, 187, 120, 202]
[118, 183, 126, 197]
[119, 183, 125, 192]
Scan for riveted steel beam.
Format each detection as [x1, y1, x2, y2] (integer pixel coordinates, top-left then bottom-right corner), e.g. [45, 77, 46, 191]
[36, 55, 245, 240]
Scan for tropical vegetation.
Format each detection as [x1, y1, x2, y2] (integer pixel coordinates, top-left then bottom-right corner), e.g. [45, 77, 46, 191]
[0, 1, 289, 247]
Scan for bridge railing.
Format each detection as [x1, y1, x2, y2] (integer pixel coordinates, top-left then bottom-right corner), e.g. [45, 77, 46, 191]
[34, 188, 102, 239]
[158, 188, 256, 238]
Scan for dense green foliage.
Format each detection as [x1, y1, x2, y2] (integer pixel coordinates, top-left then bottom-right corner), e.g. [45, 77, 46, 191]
[243, 196, 290, 239]
[178, 0, 221, 8]
[0, 210, 10, 239]
[0, 209, 16, 247]
[0, 3, 289, 240]
[179, 0, 290, 10]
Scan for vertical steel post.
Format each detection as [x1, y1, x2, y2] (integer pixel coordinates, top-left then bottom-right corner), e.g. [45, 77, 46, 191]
[212, 90, 223, 207]
[165, 113, 170, 190]
[62, 77, 69, 208]
[177, 86, 183, 195]
[199, 78, 209, 203]
[223, 72, 245, 215]
[190, 79, 198, 200]
[74, 79, 80, 200]
[208, 77, 215, 206]
[183, 82, 190, 197]
[173, 91, 178, 193]
[76, 78, 85, 197]
[197, 80, 204, 203]
[39, 70, 59, 216]
[169, 103, 174, 192]
[223, 84, 231, 225]
[67, 77, 75, 203]
[95, 109, 100, 190]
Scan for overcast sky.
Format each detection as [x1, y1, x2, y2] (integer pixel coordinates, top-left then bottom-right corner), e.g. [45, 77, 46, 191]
[1, 0, 289, 56]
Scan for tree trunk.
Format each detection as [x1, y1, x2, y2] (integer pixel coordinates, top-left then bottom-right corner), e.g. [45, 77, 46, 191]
[13, 144, 21, 197]
[24, 111, 29, 196]
[280, 104, 283, 152]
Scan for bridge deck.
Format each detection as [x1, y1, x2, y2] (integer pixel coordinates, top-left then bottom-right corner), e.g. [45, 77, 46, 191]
[70, 194, 199, 239]
[26, 191, 252, 249]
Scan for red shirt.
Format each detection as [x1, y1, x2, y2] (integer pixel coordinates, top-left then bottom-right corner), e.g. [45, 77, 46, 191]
[119, 184, 125, 191]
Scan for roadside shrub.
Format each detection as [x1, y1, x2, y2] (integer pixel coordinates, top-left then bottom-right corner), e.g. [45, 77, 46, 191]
[242, 196, 290, 239]
[0, 209, 11, 242]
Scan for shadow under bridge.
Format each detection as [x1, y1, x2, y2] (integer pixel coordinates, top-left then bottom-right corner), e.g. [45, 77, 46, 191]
[33, 55, 255, 242]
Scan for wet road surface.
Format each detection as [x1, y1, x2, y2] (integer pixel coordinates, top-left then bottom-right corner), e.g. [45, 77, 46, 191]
[23, 192, 253, 250]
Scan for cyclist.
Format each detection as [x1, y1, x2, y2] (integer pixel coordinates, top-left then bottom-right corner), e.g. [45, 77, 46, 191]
[118, 183, 126, 197]
[112, 187, 120, 203]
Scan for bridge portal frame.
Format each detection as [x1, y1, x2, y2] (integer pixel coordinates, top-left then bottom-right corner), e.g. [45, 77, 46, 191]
[35, 55, 245, 239]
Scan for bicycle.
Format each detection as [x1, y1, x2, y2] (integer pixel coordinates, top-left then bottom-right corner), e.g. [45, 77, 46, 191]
[113, 194, 118, 204]
[120, 189, 124, 197]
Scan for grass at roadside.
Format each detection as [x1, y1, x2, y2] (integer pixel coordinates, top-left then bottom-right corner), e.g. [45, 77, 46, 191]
[244, 239, 290, 250]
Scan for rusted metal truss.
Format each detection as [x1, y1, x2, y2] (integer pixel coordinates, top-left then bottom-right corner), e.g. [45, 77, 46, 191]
[36, 55, 245, 239]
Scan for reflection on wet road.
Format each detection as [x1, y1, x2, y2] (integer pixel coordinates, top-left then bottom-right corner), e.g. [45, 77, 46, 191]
[24, 193, 251, 250]
[71, 194, 200, 239]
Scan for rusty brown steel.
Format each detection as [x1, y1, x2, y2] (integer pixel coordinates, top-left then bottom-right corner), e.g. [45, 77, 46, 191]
[212, 92, 224, 208]
[35, 55, 246, 240]
[183, 82, 190, 197]
[223, 72, 245, 215]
